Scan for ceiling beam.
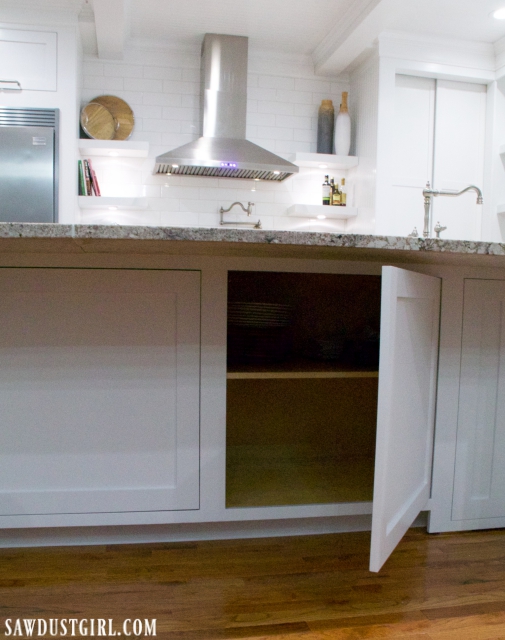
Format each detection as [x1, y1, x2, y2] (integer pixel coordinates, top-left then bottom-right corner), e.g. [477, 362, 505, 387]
[93, 0, 125, 60]
[312, 0, 385, 75]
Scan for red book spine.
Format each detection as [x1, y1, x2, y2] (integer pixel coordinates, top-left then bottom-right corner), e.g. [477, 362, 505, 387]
[87, 158, 101, 196]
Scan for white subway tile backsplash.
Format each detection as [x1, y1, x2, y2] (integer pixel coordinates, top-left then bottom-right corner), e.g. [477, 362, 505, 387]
[83, 75, 105, 90]
[257, 126, 293, 141]
[258, 101, 294, 116]
[102, 77, 124, 92]
[295, 78, 332, 93]
[259, 75, 295, 91]
[143, 66, 182, 80]
[83, 61, 104, 76]
[248, 87, 277, 101]
[247, 112, 276, 127]
[104, 63, 143, 78]
[182, 68, 200, 83]
[162, 106, 199, 121]
[276, 89, 312, 105]
[142, 118, 182, 133]
[163, 80, 199, 95]
[124, 77, 163, 93]
[143, 92, 182, 106]
[160, 211, 200, 227]
[294, 103, 318, 117]
[277, 114, 311, 129]
[81, 50, 350, 230]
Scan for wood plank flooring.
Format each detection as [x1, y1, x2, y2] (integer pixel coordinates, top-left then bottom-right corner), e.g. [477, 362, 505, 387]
[1, 528, 505, 639]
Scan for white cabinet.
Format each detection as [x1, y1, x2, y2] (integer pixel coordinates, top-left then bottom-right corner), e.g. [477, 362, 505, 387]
[0, 268, 200, 517]
[0, 29, 57, 91]
[225, 265, 441, 572]
[452, 278, 505, 521]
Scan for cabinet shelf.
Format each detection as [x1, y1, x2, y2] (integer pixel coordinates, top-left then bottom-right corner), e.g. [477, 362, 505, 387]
[286, 204, 357, 219]
[227, 362, 378, 379]
[78, 139, 149, 158]
[78, 196, 148, 210]
[287, 152, 358, 170]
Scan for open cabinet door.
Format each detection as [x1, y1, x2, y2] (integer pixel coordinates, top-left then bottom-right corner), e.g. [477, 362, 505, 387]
[369, 267, 441, 572]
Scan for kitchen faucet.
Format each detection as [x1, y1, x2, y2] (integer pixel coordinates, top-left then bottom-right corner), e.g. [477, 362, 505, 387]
[220, 202, 262, 228]
[421, 182, 483, 238]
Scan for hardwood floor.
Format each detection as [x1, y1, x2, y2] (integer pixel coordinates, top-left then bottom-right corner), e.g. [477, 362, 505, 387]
[1, 528, 505, 639]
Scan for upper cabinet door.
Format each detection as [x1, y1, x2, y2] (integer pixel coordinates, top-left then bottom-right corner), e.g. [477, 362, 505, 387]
[370, 267, 441, 572]
[0, 29, 57, 91]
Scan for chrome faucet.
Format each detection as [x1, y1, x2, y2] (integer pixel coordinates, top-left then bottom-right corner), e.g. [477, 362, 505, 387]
[421, 182, 483, 238]
[220, 202, 261, 229]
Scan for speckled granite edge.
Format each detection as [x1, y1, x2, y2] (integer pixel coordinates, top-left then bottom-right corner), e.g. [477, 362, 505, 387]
[0, 223, 505, 256]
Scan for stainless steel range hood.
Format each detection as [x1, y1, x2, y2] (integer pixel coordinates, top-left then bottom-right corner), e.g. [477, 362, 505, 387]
[154, 34, 298, 181]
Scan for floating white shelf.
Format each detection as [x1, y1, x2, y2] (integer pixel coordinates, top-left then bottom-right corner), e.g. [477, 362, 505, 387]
[78, 196, 148, 210]
[287, 204, 357, 219]
[497, 204, 505, 215]
[78, 139, 149, 158]
[499, 145, 505, 156]
[287, 152, 358, 170]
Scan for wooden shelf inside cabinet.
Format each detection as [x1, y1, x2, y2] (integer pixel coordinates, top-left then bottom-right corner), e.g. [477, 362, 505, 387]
[286, 204, 357, 219]
[78, 196, 148, 210]
[287, 152, 358, 170]
[78, 140, 149, 158]
[227, 362, 378, 379]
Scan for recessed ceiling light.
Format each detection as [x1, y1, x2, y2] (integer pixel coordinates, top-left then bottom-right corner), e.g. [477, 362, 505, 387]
[317, 214, 326, 220]
[109, 151, 119, 157]
[273, 170, 280, 175]
[108, 206, 118, 211]
[319, 164, 328, 169]
[493, 7, 505, 18]
[172, 164, 179, 168]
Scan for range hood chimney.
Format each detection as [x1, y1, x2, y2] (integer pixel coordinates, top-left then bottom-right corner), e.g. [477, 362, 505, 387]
[154, 34, 299, 181]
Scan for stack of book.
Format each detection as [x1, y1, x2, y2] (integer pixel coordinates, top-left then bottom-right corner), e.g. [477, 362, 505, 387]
[78, 158, 101, 196]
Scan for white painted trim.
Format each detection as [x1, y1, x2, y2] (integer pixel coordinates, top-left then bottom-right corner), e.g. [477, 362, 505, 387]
[312, 0, 382, 73]
[93, 0, 125, 60]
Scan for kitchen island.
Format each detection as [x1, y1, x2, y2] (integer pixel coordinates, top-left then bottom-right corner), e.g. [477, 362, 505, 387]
[1, 222, 505, 572]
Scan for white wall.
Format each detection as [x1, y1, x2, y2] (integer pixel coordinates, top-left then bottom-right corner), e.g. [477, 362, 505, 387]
[346, 53, 379, 235]
[79, 46, 351, 230]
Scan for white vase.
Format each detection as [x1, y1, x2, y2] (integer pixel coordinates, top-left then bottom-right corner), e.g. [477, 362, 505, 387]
[334, 91, 351, 156]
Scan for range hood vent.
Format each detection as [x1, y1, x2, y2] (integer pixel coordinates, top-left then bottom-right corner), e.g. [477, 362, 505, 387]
[154, 34, 298, 181]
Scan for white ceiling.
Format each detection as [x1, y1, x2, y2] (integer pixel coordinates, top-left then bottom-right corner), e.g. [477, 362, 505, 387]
[59, 0, 505, 72]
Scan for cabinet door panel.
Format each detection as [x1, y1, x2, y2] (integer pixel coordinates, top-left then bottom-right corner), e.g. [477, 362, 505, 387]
[452, 279, 505, 521]
[370, 267, 441, 572]
[0, 269, 200, 515]
[0, 29, 57, 91]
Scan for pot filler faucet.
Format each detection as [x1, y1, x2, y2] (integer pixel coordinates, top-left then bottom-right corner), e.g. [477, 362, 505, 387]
[420, 182, 483, 238]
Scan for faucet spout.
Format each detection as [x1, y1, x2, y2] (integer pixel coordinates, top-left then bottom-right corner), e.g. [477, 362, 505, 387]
[421, 182, 483, 238]
[423, 184, 483, 204]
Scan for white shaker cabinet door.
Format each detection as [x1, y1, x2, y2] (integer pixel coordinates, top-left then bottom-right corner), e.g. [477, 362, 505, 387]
[370, 267, 441, 572]
[0, 268, 200, 516]
[0, 29, 57, 91]
[452, 279, 505, 521]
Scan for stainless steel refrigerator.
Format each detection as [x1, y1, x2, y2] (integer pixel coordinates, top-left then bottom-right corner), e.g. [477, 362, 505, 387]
[0, 107, 59, 223]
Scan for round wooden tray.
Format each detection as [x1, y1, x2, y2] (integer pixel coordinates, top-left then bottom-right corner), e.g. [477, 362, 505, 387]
[91, 95, 134, 140]
[80, 102, 117, 140]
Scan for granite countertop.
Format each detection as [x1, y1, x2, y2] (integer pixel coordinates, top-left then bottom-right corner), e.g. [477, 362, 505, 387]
[1, 223, 505, 266]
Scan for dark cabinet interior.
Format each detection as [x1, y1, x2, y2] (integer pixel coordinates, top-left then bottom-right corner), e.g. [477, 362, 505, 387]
[226, 271, 382, 509]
